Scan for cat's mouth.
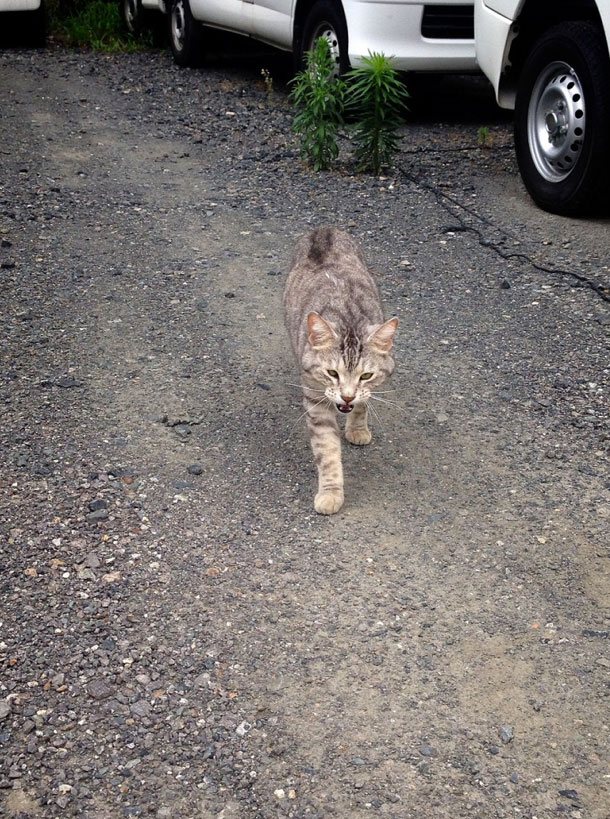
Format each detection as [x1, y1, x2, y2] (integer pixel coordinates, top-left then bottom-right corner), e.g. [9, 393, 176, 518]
[337, 403, 353, 414]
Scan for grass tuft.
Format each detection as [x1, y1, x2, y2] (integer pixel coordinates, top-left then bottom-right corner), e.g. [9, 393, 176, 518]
[48, 0, 152, 52]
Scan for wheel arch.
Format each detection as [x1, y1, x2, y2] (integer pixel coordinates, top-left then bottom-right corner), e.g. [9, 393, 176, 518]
[292, 0, 347, 59]
[498, 0, 608, 106]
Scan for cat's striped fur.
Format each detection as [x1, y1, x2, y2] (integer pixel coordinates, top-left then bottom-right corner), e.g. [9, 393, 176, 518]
[284, 227, 398, 514]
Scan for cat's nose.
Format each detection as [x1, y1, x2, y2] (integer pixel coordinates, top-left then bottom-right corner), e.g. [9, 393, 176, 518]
[341, 395, 355, 405]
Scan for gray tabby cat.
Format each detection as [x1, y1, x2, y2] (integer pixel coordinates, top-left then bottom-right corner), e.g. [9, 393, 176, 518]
[284, 227, 398, 515]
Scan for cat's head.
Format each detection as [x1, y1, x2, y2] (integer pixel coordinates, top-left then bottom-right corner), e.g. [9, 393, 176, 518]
[304, 312, 398, 413]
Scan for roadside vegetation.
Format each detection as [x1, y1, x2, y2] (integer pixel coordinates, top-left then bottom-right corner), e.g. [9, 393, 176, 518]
[290, 39, 410, 175]
[289, 36, 346, 172]
[46, 0, 151, 51]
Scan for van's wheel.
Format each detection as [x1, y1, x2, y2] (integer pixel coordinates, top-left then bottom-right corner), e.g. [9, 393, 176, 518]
[514, 22, 610, 215]
[297, 0, 349, 75]
[120, 0, 144, 37]
[168, 0, 204, 67]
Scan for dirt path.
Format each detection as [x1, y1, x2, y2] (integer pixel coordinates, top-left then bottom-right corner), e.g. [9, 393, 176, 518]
[1, 48, 609, 818]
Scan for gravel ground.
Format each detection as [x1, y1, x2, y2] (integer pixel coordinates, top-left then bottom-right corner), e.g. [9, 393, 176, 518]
[1, 42, 609, 819]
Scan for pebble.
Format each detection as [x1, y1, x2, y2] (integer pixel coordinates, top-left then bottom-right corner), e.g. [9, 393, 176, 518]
[84, 551, 102, 569]
[130, 701, 152, 718]
[88, 498, 108, 512]
[235, 720, 251, 737]
[87, 679, 114, 700]
[0, 701, 10, 720]
[87, 508, 109, 522]
[500, 725, 514, 743]
[187, 464, 203, 475]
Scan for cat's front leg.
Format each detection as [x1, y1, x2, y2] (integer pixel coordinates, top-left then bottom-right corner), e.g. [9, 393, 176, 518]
[345, 403, 372, 446]
[304, 396, 344, 515]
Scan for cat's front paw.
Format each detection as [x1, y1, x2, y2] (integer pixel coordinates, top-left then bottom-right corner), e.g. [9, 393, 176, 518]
[314, 489, 344, 515]
[346, 427, 372, 446]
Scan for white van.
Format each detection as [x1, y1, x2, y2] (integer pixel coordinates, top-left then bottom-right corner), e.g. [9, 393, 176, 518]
[122, 0, 477, 74]
[0, 0, 45, 45]
[475, 0, 610, 215]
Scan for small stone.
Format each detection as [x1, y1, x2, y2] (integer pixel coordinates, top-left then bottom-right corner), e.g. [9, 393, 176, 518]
[0, 701, 10, 720]
[130, 700, 151, 719]
[87, 508, 109, 522]
[273, 789, 285, 799]
[582, 629, 609, 639]
[56, 376, 81, 389]
[187, 464, 203, 475]
[501, 279, 511, 289]
[84, 552, 101, 569]
[235, 721, 251, 737]
[102, 571, 122, 583]
[419, 746, 438, 757]
[559, 789, 580, 801]
[500, 725, 514, 743]
[88, 498, 108, 512]
[489, 745, 500, 755]
[87, 679, 114, 700]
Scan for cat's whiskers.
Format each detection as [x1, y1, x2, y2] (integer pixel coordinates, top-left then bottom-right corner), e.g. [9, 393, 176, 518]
[365, 400, 386, 435]
[370, 393, 401, 408]
[284, 395, 332, 442]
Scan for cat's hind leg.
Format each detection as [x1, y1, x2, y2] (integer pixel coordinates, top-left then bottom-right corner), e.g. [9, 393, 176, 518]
[305, 396, 344, 515]
[345, 403, 372, 446]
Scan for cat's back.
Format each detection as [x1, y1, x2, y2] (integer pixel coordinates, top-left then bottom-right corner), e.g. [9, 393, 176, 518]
[284, 226, 379, 305]
[284, 226, 383, 353]
[288, 226, 366, 280]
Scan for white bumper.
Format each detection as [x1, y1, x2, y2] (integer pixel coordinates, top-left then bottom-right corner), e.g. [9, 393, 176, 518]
[0, 0, 41, 9]
[474, 0, 518, 107]
[345, 0, 477, 72]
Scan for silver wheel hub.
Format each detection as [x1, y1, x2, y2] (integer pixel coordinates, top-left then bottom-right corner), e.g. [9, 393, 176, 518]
[171, 0, 186, 49]
[528, 61, 586, 182]
[309, 22, 340, 73]
[125, 0, 137, 30]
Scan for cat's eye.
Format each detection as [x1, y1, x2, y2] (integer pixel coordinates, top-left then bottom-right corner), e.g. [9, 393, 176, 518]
[327, 369, 339, 378]
[360, 372, 374, 381]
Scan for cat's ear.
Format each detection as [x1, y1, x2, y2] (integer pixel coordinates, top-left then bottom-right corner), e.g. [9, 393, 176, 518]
[367, 317, 398, 353]
[307, 312, 337, 349]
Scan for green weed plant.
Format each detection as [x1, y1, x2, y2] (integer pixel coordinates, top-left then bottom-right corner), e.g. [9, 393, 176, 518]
[346, 52, 409, 174]
[52, 0, 148, 51]
[289, 37, 345, 171]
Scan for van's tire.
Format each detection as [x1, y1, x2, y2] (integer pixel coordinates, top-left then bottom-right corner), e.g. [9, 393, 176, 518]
[296, 0, 349, 75]
[514, 22, 610, 215]
[119, 0, 165, 44]
[120, 0, 145, 37]
[0, 5, 46, 47]
[168, 0, 205, 67]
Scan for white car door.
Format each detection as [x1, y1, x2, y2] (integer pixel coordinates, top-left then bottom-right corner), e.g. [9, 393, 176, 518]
[248, 0, 295, 48]
[190, 0, 253, 34]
